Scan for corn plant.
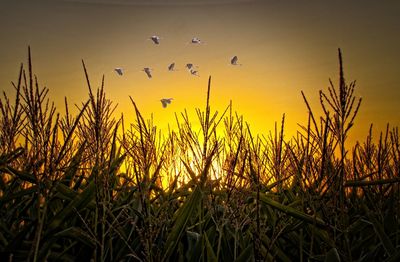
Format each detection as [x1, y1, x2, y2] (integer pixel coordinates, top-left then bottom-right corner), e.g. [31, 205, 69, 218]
[0, 47, 399, 261]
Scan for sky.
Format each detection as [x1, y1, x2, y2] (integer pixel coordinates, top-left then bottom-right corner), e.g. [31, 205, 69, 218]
[0, 0, 399, 145]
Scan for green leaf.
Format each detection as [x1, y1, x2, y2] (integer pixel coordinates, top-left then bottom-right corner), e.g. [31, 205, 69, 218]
[369, 215, 396, 256]
[324, 248, 340, 262]
[235, 244, 253, 262]
[46, 180, 96, 234]
[163, 186, 202, 261]
[3, 166, 36, 184]
[54, 227, 96, 248]
[0, 147, 24, 166]
[204, 233, 217, 262]
[364, 204, 396, 256]
[255, 192, 327, 227]
[0, 186, 37, 205]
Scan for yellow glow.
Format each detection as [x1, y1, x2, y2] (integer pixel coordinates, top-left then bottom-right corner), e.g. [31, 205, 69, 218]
[0, 0, 399, 151]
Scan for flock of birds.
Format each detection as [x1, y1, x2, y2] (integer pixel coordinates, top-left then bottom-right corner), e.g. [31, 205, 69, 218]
[113, 35, 242, 108]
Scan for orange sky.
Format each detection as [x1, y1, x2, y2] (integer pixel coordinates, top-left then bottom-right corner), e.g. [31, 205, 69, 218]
[1, 0, 399, 145]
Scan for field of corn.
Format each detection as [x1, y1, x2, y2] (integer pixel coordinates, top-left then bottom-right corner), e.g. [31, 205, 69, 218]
[0, 48, 399, 261]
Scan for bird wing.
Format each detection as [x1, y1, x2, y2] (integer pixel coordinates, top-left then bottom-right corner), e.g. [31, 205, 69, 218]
[151, 37, 160, 44]
[191, 70, 199, 76]
[161, 100, 168, 108]
[115, 68, 123, 75]
[231, 56, 238, 64]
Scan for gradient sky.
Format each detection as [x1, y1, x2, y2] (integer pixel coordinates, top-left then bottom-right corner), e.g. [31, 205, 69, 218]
[1, 0, 399, 145]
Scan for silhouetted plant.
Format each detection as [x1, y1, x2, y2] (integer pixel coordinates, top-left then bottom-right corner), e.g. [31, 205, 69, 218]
[0, 47, 399, 262]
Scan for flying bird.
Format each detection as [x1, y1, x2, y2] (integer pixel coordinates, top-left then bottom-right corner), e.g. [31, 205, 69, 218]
[114, 68, 124, 76]
[160, 98, 173, 108]
[186, 63, 196, 71]
[230, 56, 241, 66]
[191, 37, 202, 44]
[190, 69, 199, 77]
[168, 62, 176, 71]
[149, 35, 161, 44]
[143, 67, 152, 78]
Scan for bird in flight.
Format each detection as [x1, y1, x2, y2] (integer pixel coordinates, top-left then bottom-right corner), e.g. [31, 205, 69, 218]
[143, 67, 152, 78]
[114, 68, 124, 76]
[190, 69, 199, 77]
[230, 56, 241, 66]
[191, 37, 202, 44]
[150, 35, 161, 44]
[168, 62, 176, 71]
[186, 63, 196, 71]
[160, 98, 173, 108]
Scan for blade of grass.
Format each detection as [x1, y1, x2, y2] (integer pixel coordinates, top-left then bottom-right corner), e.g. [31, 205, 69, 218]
[255, 192, 327, 228]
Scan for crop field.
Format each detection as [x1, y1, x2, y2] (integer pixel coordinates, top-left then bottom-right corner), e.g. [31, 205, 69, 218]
[0, 48, 399, 261]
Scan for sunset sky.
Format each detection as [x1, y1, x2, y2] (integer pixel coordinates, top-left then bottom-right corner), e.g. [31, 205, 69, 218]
[1, 0, 399, 144]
